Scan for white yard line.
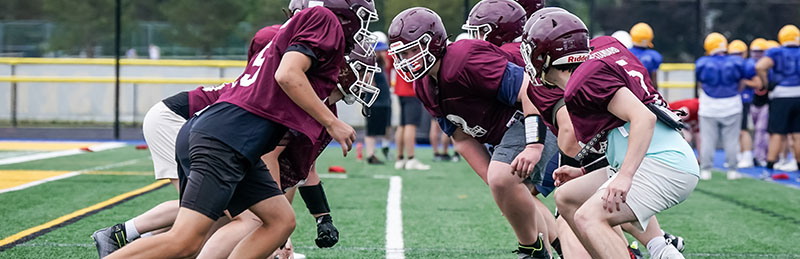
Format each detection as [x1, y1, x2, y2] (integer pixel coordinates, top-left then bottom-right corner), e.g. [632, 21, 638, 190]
[0, 157, 147, 194]
[0, 142, 126, 166]
[317, 173, 348, 179]
[385, 176, 405, 259]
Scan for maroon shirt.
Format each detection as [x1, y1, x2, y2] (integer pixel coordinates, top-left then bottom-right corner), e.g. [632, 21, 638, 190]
[188, 84, 227, 117]
[564, 36, 664, 145]
[500, 42, 524, 66]
[416, 40, 519, 145]
[216, 6, 345, 146]
[247, 24, 282, 61]
[499, 41, 565, 135]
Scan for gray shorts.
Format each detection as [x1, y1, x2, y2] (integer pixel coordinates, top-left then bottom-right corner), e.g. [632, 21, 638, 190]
[491, 120, 559, 186]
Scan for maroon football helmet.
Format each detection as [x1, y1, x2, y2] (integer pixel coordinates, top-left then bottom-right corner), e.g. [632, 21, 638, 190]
[288, 0, 309, 15]
[318, 0, 378, 58]
[338, 45, 381, 107]
[387, 7, 448, 82]
[514, 0, 546, 18]
[520, 11, 589, 83]
[462, 0, 526, 46]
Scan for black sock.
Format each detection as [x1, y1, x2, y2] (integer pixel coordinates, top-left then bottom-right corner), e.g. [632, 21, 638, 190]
[398, 155, 404, 160]
[408, 156, 414, 160]
[767, 161, 776, 170]
[518, 236, 547, 257]
[551, 238, 563, 258]
[797, 162, 800, 172]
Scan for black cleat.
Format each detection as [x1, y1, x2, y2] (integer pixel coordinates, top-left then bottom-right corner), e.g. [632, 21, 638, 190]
[367, 156, 384, 165]
[91, 223, 128, 258]
[315, 215, 339, 248]
[628, 241, 643, 259]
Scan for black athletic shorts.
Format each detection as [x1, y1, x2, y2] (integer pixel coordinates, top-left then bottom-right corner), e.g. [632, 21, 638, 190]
[176, 102, 286, 220]
[741, 103, 751, 130]
[767, 97, 800, 134]
[399, 96, 423, 126]
[366, 106, 390, 136]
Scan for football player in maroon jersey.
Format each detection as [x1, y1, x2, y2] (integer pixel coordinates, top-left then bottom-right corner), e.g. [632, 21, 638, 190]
[389, 7, 560, 259]
[106, 1, 378, 258]
[522, 11, 697, 259]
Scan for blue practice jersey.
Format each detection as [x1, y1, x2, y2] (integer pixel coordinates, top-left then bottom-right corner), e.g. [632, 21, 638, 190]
[630, 46, 662, 76]
[695, 54, 746, 98]
[766, 46, 800, 87]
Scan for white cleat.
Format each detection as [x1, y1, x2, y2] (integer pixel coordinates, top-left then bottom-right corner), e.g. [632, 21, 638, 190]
[394, 159, 406, 170]
[776, 159, 798, 172]
[404, 158, 431, 170]
[653, 245, 685, 259]
[700, 170, 712, 180]
[727, 170, 742, 180]
[737, 159, 754, 168]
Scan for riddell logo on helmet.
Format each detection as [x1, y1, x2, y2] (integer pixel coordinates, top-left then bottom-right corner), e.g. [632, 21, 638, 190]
[567, 55, 588, 63]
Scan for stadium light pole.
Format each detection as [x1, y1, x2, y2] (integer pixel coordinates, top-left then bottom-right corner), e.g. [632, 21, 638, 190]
[695, 0, 704, 98]
[114, 0, 121, 140]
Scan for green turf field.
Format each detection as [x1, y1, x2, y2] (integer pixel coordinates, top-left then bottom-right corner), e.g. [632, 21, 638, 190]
[1, 145, 800, 258]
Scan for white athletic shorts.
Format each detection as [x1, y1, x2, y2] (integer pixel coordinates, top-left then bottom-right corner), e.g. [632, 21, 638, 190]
[142, 101, 186, 180]
[599, 157, 698, 231]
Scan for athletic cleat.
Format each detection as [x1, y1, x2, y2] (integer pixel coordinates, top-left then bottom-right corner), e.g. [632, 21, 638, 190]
[727, 170, 742, 180]
[315, 215, 339, 248]
[700, 170, 712, 180]
[652, 245, 684, 259]
[404, 158, 431, 170]
[451, 152, 461, 162]
[91, 223, 128, 258]
[663, 232, 685, 253]
[394, 159, 406, 170]
[367, 155, 384, 165]
[515, 234, 550, 259]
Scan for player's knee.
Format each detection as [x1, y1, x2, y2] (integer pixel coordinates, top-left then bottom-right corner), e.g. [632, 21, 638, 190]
[263, 208, 296, 234]
[553, 188, 576, 213]
[487, 171, 514, 192]
[573, 206, 598, 234]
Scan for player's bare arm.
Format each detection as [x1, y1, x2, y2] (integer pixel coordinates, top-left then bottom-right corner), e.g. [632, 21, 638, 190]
[605, 87, 656, 213]
[452, 129, 491, 183]
[275, 51, 355, 156]
[755, 56, 774, 88]
[511, 73, 544, 178]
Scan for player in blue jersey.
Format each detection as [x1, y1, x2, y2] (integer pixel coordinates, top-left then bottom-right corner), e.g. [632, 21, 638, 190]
[756, 25, 800, 177]
[629, 23, 663, 90]
[695, 32, 749, 180]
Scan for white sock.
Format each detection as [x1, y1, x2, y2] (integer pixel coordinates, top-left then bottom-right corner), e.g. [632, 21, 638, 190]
[141, 232, 153, 238]
[647, 236, 668, 257]
[124, 220, 141, 242]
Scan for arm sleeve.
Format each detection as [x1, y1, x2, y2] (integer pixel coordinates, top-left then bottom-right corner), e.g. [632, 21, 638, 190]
[496, 62, 525, 106]
[437, 117, 457, 136]
[286, 44, 318, 69]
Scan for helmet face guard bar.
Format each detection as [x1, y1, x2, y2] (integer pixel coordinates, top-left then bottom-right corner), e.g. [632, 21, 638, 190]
[338, 57, 381, 107]
[351, 6, 379, 58]
[461, 23, 493, 41]
[388, 34, 435, 83]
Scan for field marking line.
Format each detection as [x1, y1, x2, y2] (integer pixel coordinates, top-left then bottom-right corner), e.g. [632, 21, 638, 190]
[0, 157, 148, 194]
[318, 173, 348, 179]
[0, 179, 170, 251]
[0, 142, 125, 166]
[385, 176, 405, 259]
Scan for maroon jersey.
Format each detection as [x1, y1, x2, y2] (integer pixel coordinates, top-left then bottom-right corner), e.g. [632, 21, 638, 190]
[415, 40, 519, 145]
[564, 36, 664, 145]
[499, 41, 565, 134]
[188, 84, 228, 117]
[527, 83, 565, 134]
[500, 42, 525, 66]
[216, 6, 345, 146]
[248, 24, 282, 61]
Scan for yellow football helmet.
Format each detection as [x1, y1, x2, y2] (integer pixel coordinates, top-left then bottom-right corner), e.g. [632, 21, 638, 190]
[750, 38, 768, 52]
[704, 32, 728, 55]
[630, 22, 654, 48]
[778, 24, 800, 46]
[728, 40, 747, 54]
[767, 40, 781, 49]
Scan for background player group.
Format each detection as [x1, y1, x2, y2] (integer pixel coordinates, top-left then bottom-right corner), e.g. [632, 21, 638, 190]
[84, 0, 800, 258]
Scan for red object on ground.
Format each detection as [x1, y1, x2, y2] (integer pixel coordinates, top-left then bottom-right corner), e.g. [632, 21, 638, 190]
[328, 165, 346, 174]
[356, 142, 363, 160]
[135, 144, 149, 150]
[772, 173, 790, 180]
[79, 147, 92, 152]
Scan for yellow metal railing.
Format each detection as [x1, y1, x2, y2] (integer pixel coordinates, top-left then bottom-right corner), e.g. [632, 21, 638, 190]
[0, 57, 246, 67]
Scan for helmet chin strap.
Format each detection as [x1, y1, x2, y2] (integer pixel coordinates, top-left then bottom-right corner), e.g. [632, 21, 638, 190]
[337, 83, 357, 105]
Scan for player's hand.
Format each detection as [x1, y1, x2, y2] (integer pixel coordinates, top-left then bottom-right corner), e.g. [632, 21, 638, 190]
[553, 165, 583, 187]
[510, 145, 542, 179]
[602, 174, 632, 213]
[325, 119, 356, 156]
